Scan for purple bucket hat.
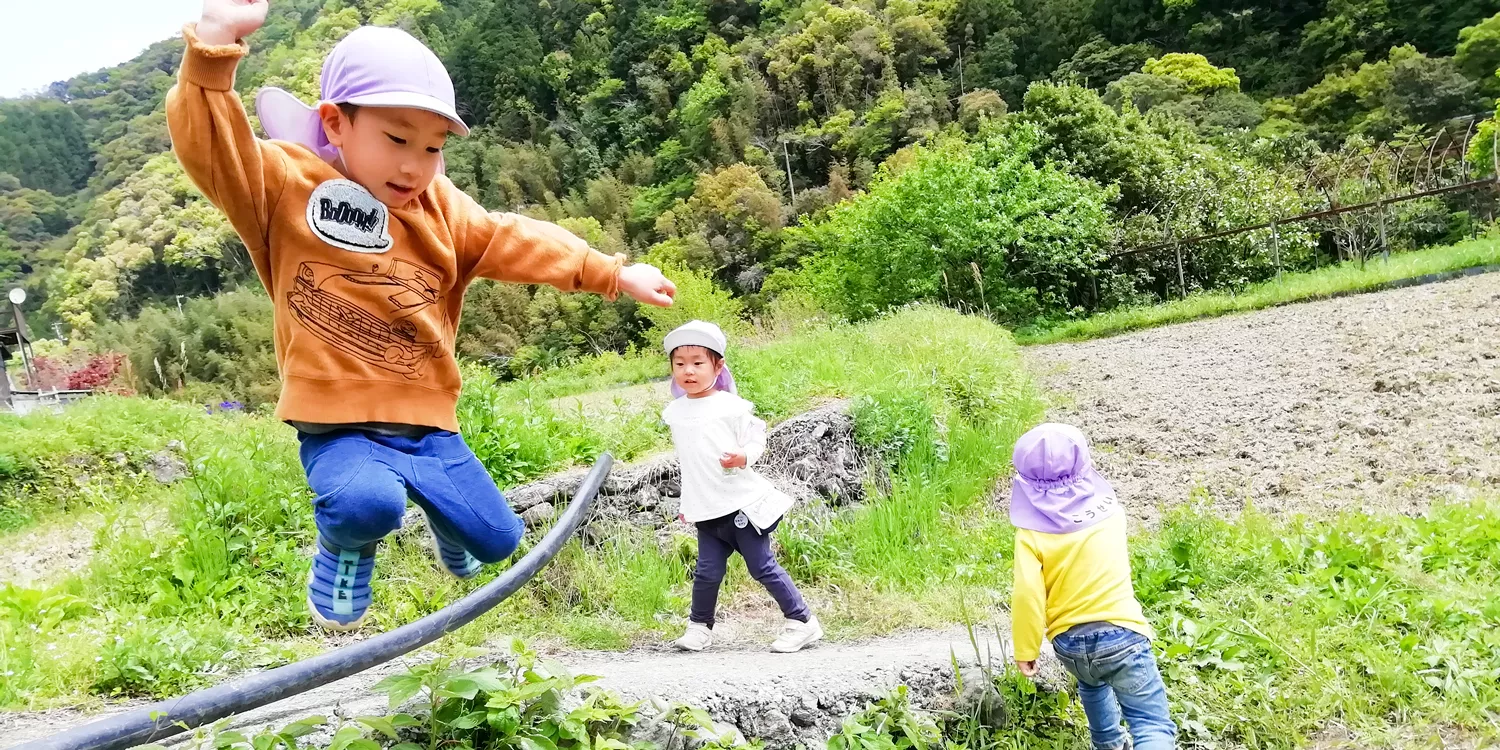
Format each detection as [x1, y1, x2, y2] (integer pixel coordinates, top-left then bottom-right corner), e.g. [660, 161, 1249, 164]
[1010, 423, 1119, 534]
[255, 26, 469, 164]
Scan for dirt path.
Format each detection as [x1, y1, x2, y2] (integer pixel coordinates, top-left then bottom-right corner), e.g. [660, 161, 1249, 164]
[1024, 273, 1500, 526]
[548, 380, 671, 416]
[0, 627, 1032, 750]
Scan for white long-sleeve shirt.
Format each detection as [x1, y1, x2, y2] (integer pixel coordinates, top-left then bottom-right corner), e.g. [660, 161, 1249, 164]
[662, 391, 793, 526]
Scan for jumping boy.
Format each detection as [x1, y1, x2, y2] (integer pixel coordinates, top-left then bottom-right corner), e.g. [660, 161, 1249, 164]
[167, 0, 677, 630]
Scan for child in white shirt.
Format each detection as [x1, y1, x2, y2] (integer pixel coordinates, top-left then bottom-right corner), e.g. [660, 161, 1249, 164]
[661, 321, 822, 653]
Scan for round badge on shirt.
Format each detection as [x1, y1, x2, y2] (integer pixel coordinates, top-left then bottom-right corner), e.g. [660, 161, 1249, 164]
[734, 512, 749, 529]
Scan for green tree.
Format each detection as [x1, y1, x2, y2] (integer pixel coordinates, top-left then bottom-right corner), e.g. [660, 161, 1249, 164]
[654, 163, 785, 293]
[456, 279, 531, 365]
[1457, 13, 1500, 97]
[800, 127, 1113, 323]
[1053, 38, 1159, 89]
[0, 100, 92, 193]
[957, 89, 1008, 132]
[50, 155, 247, 333]
[1143, 53, 1242, 93]
[96, 289, 280, 406]
[1291, 45, 1484, 143]
[1019, 81, 1174, 212]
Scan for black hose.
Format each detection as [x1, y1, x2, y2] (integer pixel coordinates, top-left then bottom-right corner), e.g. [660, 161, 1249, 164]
[21, 455, 612, 750]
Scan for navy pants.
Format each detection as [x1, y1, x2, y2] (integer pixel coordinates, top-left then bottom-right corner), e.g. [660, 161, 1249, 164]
[691, 511, 810, 627]
[297, 429, 524, 562]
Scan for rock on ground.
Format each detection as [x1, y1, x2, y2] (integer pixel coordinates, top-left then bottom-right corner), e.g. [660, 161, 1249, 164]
[1023, 272, 1500, 526]
[494, 401, 868, 531]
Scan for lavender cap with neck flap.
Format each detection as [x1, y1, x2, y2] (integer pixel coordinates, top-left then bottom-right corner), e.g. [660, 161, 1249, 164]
[254, 25, 469, 164]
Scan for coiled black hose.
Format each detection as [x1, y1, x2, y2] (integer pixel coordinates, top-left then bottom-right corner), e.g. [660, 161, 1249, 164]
[20, 455, 612, 750]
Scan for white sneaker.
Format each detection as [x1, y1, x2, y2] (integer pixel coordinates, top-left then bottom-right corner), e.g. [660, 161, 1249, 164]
[770, 615, 823, 653]
[674, 622, 714, 652]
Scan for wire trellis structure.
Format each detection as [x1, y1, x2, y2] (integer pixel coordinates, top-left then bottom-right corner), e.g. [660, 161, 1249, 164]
[1108, 115, 1500, 299]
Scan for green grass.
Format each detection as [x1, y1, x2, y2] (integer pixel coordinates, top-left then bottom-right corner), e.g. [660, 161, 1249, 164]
[510, 350, 667, 400]
[0, 398, 211, 531]
[0, 306, 1044, 708]
[5, 305, 1498, 747]
[1018, 236, 1500, 345]
[1128, 497, 1500, 748]
[812, 497, 1500, 750]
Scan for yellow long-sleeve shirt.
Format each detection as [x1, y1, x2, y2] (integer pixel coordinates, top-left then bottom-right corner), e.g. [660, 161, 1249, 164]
[1011, 513, 1154, 661]
[165, 25, 625, 431]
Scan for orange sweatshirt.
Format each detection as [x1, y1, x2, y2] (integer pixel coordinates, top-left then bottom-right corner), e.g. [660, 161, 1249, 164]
[165, 25, 625, 432]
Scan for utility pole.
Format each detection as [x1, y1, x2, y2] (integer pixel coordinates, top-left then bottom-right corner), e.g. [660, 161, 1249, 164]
[957, 43, 964, 94]
[782, 140, 796, 205]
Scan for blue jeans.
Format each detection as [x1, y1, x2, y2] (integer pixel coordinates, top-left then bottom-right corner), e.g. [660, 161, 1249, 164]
[1051, 622, 1176, 750]
[298, 429, 524, 562]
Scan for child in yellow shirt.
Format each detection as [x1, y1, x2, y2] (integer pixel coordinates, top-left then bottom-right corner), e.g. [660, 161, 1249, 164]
[1010, 423, 1176, 750]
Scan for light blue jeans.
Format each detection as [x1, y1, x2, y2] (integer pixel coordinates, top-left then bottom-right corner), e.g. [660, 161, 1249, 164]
[1051, 622, 1177, 750]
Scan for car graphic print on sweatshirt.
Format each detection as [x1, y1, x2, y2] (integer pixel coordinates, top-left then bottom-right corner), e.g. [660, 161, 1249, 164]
[286, 259, 447, 379]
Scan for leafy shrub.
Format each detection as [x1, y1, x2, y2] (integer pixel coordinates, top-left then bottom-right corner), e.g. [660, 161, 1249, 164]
[632, 257, 749, 350]
[852, 391, 940, 469]
[455, 362, 603, 486]
[799, 128, 1113, 324]
[828, 686, 942, 750]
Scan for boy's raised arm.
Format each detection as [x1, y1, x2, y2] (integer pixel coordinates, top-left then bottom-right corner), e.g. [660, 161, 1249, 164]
[455, 194, 627, 297]
[451, 184, 676, 306]
[166, 0, 285, 271]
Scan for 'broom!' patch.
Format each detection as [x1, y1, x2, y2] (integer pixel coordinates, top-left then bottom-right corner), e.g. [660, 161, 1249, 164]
[306, 179, 393, 253]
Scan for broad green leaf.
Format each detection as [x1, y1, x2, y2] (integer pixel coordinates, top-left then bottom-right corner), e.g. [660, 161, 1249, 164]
[214, 731, 249, 749]
[513, 679, 559, 702]
[519, 734, 560, 750]
[463, 667, 507, 694]
[450, 711, 488, 730]
[280, 716, 327, 738]
[440, 677, 482, 700]
[354, 716, 398, 739]
[373, 674, 424, 709]
[327, 726, 365, 750]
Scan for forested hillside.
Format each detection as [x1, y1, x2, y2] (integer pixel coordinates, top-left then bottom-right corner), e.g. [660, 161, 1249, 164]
[3, 0, 1500, 399]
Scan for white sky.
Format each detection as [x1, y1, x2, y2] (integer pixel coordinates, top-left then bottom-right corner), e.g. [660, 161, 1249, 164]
[0, 0, 200, 97]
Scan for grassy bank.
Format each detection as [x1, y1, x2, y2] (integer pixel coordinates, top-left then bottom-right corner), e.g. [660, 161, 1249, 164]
[0, 306, 1044, 708]
[1018, 236, 1500, 345]
[4, 304, 1497, 748]
[77, 498, 1500, 750]
[829, 495, 1500, 750]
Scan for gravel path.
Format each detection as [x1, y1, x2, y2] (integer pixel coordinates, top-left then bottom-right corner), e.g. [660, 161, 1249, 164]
[1024, 273, 1500, 526]
[0, 627, 1044, 750]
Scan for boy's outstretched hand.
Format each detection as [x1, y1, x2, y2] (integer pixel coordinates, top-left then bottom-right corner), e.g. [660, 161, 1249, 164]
[197, 0, 270, 46]
[1015, 659, 1038, 678]
[619, 264, 676, 308]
